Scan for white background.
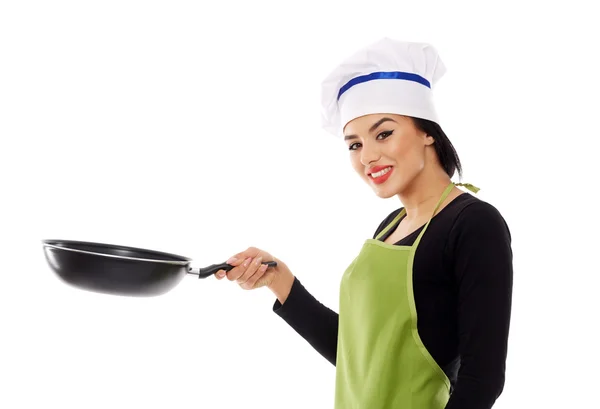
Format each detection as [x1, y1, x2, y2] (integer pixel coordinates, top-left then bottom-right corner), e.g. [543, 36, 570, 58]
[1, 0, 598, 408]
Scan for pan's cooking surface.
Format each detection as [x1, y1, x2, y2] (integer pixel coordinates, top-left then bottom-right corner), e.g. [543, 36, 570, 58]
[43, 240, 191, 263]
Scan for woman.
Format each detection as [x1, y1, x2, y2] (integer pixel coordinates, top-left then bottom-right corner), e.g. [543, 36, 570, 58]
[215, 38, 513, 409]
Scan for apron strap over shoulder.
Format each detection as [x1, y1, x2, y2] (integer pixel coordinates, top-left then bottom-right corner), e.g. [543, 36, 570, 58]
[374, 182, 480, 242]
[454, 182, 480, 194]
[413, 181, 480, 246]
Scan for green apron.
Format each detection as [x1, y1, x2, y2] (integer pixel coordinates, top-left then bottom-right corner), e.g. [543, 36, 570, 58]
[334, 182, 480, 409]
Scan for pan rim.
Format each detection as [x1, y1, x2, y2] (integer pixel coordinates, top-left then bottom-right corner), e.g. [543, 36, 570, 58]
[42, 240, 191, 266]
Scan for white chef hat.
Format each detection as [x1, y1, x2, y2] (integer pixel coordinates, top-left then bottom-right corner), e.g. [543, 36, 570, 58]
[321, 37, 446, 137]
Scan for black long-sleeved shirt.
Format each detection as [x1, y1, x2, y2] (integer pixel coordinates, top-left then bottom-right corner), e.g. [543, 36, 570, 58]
[272, 192, 513, 409]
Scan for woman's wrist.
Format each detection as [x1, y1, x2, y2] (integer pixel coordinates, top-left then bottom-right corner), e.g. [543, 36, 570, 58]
[269, 268, 295, 305]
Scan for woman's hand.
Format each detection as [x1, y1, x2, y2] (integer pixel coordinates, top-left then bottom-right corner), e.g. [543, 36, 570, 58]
[215, 247, 294, 300]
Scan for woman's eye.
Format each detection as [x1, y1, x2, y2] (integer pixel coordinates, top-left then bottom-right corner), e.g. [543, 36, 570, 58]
[349, 131, 393, 151]
[377, 130, 393, 139]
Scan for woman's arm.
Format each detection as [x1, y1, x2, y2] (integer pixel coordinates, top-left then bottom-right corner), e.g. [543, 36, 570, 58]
[271, 274, 339, 366]
[269, 208, 400, 366]
[445, 201, 514, 409]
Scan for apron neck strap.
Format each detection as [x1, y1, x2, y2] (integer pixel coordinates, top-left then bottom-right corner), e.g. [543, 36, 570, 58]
[374, 182, 480, 242]
[454, 182, 480, 194]
[412, 181, 480, 245]
[431, 182, 480, 218]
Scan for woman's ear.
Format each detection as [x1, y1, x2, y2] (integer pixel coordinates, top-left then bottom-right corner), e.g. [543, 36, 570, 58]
[424, 134, 436, 146]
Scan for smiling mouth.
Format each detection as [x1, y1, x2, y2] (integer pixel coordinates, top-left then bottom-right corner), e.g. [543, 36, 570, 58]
[368, 166, 394, 185]
[369, 166, 393, 178]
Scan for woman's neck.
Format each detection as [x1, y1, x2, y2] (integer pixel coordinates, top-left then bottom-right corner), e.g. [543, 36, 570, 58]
[397, 168, 456, 222]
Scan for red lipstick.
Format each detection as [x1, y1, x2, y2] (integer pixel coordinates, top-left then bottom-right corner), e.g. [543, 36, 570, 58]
[368, 166, 393, 185]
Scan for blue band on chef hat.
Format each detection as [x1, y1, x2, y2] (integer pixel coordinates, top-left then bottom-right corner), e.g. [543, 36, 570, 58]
[337, 71, 431, 100]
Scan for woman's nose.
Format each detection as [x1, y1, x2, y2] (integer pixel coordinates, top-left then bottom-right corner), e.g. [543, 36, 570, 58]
[360, 143, 380, 166]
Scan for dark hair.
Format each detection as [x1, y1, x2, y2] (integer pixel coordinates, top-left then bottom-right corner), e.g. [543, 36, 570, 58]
[411, 117, 463, 180]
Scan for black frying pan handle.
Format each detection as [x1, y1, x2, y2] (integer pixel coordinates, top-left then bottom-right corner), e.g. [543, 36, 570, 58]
[196, 261, 277, 279]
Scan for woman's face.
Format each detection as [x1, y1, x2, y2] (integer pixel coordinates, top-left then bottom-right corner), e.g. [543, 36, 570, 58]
[343, 114, 435, 198]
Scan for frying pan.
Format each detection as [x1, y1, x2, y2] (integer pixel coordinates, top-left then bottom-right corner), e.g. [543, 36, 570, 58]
[41, 239, 277, 297]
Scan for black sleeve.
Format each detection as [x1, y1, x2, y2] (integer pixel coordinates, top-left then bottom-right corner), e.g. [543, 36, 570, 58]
[444, 202, 513, 409]
[272, 277, 339, 366]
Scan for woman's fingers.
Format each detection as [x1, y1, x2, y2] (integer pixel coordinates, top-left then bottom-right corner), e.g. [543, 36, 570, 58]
[214, 256, 243, 280]
[226, 257, 254, 281]
[236, 256, 263, 284]
[240, 263, 271, 290]
[214, 247, 278, 289]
